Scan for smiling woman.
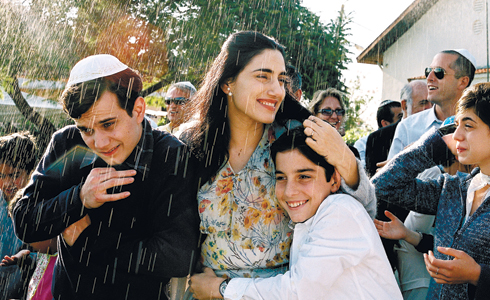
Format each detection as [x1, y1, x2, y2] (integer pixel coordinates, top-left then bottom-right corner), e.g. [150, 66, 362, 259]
[180, 30, 377, 300]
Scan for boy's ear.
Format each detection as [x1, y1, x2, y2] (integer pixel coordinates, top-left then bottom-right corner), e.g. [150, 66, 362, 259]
[330, 169, 341, 193]
[133, 96, 146, 123]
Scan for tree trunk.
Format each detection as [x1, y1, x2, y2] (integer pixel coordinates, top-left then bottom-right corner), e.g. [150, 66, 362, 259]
[140, 78, 170, 98]
[6, 76, 56, 154]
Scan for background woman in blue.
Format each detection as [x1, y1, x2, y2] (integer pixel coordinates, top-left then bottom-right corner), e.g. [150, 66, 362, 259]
[373, 82, 490, 299]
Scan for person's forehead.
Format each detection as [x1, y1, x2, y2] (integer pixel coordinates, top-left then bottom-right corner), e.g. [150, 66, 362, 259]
[412, 84, 428, 100]
[320, 96, 341, 108]
[431, 53, 458, 69]
[167, 87, 190, 98]
[245, 49, 286, 73]
[75, 91, 124, 126]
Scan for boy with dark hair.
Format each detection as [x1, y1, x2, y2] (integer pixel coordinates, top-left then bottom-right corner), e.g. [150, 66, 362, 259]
[0, 132, 37, 299]
[12, 54, 200, 299]
[189, 128, 401, 299]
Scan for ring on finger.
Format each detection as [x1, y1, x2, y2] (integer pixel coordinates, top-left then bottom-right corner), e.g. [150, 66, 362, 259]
[435, 267, 439, 275]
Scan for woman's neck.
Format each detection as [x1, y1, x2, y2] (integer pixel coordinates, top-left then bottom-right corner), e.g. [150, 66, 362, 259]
[227, 118, 265, 172]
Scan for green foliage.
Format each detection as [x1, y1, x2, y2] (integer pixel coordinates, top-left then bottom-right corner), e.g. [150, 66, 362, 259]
[157, 0, 352, 98]
[0, 0, 353, 134]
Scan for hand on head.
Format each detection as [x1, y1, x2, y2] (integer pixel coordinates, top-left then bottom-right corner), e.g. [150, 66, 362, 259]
[303, 116, 359, 189]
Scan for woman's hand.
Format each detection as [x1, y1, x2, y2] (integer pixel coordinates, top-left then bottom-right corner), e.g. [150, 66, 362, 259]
[303, 116, 359, 189]
[189, 267, 225, 299]
[373, 210, 424, 246]
[424, 247, 481, 286]
[374, 210, 408, 240]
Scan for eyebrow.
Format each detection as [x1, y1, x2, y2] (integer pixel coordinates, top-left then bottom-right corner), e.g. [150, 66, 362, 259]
[77, 117, 117, 130]
[275, 168, 316, 174]
[296, 168, 315, 173]
[252, 68, 288, 76]
[462, 116, 476, 123]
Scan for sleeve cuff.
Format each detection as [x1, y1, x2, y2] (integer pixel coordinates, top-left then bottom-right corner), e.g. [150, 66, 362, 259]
[340, 158, 377, 219]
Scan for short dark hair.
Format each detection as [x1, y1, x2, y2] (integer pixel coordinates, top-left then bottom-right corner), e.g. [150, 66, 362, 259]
[286, 64, 302, 94]
[0, 131, 37, 172]
[376, 100, 401, 128]
[271, 128, 335, 181]
[309, 88, 345, 115]
[457, 82, 490, 128]
[61, 68, 143, 119]
[441, 50, 476, 87]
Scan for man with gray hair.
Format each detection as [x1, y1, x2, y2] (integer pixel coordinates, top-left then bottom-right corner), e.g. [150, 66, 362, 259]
[159, 81, 196, 134]
[400, 80, 432, 118]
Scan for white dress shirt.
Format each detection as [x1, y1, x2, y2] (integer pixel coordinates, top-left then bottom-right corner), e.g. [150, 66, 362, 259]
[388, 106, 442, 159]
[224, 194, 402, 300]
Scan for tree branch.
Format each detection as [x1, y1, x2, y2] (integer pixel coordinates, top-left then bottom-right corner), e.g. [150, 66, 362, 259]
[6, 76, 56, 153]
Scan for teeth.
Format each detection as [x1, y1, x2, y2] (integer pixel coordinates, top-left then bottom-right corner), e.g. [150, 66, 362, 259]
[429, 86, 437, 90]
[287, 200, 308, 208]
[259, 100, 275, 107]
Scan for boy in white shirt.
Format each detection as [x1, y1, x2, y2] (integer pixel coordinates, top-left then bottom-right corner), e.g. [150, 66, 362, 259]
[189, 127, 401, 300]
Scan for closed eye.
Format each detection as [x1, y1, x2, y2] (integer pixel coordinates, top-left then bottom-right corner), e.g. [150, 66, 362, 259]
[78, 127, 94, 135]
[103, 122, 115, 129]
[275, 175, 286, 181]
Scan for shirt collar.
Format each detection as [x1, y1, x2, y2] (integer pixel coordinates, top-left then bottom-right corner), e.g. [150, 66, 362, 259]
[80, 120, 154, 179]
[423, 106, 443, 130]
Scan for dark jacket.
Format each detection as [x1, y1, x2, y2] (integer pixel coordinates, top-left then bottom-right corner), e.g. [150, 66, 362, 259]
[373, 129, 490, 300]
[12, 121, 200, 300]
[365, 121, 399, 178]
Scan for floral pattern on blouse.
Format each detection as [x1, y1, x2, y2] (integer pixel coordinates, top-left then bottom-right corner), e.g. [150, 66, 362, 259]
[198, 125, 291, 276]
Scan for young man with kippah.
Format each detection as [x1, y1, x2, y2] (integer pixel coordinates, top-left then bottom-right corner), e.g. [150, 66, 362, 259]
[12, 54, 200, 299]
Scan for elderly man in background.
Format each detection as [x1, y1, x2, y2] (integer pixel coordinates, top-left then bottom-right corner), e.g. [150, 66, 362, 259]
[159, 81, 196, 134]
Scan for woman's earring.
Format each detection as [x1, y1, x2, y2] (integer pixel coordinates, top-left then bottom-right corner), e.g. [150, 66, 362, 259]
[228, 88, 232, 96]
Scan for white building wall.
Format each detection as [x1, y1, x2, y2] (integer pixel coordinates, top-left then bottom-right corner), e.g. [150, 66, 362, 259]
[380, 0, 488, 100]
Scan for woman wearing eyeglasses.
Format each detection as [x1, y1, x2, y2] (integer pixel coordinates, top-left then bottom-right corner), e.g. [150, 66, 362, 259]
[180, 31, 376, 299]
[309, 88, 346, 134]
[309, 88, 361, 159]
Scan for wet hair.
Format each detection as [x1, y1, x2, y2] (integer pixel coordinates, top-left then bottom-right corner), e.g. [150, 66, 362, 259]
[271, 128, 335, 181]
[376, 100, 401, 128]
[60, 68, 143, 119]
[308, 88, 345, 115]
[0, 131, 37, 172]
[457, 82, 490, 128]
[441, 50, 476, 87]
[182, 31, 311, 184]
[286, 64, 302, 94]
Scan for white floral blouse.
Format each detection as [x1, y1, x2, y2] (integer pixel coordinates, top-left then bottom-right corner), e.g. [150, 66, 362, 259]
[198, 124, 291, 278]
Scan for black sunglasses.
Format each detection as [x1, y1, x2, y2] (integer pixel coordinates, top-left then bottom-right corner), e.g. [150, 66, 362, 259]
[318, 108, 345, 117]
[425, 67, 449, 80]
[165, 97, 189, 105]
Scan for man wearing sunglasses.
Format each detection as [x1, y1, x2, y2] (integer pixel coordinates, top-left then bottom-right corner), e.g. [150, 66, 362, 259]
[159, 81, 196, 134]
[388, 49, 476, 160]
[380, 50, 476, 300]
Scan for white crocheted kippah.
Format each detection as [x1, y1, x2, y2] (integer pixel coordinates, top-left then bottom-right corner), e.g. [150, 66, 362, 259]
[66, 54, 128, 87]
